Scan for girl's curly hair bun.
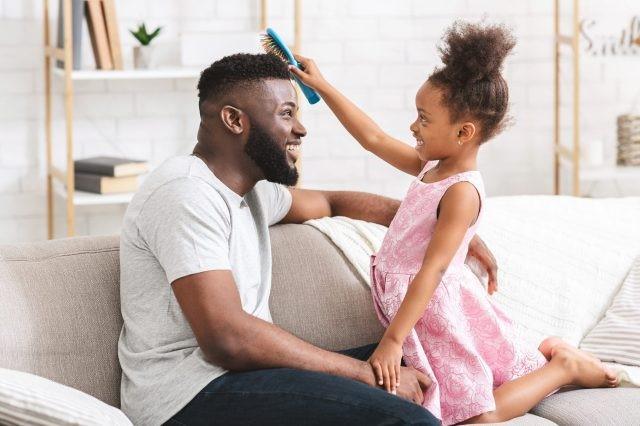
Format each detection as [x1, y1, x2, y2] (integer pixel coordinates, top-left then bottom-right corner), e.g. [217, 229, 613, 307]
[438, 21, 515, 85]
[429, 21, 516, 142]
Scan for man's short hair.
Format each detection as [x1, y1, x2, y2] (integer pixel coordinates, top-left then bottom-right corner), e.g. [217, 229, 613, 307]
[197, 53, 290, 114]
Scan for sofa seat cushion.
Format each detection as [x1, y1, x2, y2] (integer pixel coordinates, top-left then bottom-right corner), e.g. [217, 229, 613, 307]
[531, 387, 640, 425]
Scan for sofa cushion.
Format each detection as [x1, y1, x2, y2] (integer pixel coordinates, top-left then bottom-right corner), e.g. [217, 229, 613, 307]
[269, 224, 385, 351]
[531, 387, 640, 425]
[0, 236, 122, 408]
[580, 255, 640, 366]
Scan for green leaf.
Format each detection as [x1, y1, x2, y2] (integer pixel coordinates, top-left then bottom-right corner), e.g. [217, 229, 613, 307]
[148, 27, 162, 42]
[129, 22, 161, 46]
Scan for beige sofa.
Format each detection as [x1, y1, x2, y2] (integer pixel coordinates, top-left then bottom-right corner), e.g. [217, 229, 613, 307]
[1, 224, 639, 425]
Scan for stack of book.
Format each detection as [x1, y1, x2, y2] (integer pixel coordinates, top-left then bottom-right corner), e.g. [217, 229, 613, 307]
[73, 156, 149, 194]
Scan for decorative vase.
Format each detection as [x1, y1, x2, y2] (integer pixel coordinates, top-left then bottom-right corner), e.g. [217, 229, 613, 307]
[133, 45, 154, 69]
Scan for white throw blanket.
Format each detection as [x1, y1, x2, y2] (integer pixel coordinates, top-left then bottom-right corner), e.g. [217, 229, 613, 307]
[305, 198, 640, 387]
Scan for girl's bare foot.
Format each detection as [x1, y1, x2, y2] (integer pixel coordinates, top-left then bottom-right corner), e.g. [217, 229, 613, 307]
[551, 345, 620, 388]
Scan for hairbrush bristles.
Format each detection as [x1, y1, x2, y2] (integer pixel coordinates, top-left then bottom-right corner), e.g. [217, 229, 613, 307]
[260, 34, 288, 62]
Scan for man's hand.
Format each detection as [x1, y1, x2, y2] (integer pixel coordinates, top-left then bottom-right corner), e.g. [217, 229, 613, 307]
[396, 366, 431, 404]
[468, 235, 498, 294]
[360, 361, 430, 405]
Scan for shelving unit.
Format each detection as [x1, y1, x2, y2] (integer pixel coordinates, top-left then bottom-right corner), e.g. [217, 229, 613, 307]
[51, 67, 201, 80]
[43, 0, 302, 238]
[553, 0, 640, 196]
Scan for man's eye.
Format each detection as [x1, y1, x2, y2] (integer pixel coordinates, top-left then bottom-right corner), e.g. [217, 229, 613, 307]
[283, 110, 293, 116]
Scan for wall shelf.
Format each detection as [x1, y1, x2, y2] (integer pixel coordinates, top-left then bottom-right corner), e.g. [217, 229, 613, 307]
[54, 182, 134, 206]
[559, 161, 640, 181]
[52, 67, 201, 80]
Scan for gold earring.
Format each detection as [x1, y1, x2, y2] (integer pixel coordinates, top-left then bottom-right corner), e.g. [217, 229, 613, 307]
[457, 140, 463, 146]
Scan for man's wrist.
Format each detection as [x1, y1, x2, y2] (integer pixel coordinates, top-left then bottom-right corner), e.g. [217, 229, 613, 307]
[355, 360, 377, 387]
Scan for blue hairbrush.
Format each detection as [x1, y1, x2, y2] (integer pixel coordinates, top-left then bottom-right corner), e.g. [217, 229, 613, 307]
[260, 27, 321, 105]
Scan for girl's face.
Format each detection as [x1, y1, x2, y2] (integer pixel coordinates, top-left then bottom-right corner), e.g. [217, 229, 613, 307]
[409, 81, 462, 162]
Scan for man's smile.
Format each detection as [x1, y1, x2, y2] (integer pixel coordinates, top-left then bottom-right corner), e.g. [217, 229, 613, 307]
[285, 140, 301, 163]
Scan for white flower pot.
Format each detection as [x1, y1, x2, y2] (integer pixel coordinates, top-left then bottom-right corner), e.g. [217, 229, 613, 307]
[133, 45, 155, 69]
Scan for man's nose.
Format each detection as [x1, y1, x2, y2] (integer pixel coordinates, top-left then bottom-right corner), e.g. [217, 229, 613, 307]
[293, 118, 307, 138]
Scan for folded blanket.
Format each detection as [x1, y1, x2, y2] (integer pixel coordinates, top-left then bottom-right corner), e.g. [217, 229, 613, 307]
[305, 216, 386, 284]
[305, 214, 639, 387]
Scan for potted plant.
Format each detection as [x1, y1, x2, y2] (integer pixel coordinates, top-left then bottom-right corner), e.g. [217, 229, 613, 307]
[130, 23, 162, 69]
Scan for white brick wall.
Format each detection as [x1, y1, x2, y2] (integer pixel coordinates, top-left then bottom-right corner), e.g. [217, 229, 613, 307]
[1, 0, 639, 243]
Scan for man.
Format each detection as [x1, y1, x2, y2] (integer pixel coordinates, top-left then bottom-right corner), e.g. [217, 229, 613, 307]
[118, 54, 498, 425]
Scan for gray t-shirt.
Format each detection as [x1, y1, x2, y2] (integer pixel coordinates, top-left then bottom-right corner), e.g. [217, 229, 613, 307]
[118, 155, 292, 426]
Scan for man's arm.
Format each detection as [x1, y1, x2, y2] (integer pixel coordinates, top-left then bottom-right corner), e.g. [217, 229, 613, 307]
[279, 188, 400, 226]
[468, 234, 499, 294]
[172, 267, 429, 404]
[278, 187, 498, 290]
[172, 269, 376, 382]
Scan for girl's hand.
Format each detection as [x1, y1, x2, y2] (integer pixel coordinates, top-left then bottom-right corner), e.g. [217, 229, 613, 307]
[288, 54, 328, 91]
[368, 338, 403, 394]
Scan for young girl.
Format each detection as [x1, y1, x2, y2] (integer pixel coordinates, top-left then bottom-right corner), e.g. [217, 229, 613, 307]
[290, 21, 619, 425]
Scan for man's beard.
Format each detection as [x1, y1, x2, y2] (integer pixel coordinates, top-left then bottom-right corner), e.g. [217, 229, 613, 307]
[244, 122, 299, 186]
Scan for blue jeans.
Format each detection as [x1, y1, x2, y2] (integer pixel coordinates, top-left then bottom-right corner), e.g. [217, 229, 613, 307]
[164, 343, 439, 425]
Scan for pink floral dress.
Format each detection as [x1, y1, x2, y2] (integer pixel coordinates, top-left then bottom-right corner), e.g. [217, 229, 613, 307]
[370, 163, 547, 426]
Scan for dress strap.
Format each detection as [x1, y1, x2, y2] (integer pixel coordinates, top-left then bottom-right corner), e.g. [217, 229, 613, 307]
[417, 161, 438, 180]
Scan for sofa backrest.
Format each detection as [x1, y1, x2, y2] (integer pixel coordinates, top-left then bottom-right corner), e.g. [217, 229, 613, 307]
[269, 224, 384, 351]
[0, 235, 123, 408]
[0, 225, 384, 408]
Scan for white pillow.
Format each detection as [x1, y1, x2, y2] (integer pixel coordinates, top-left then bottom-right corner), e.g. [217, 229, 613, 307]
[476, 196, 640, 346]
[580, 256, 640, 366]
[0, 368, 132, 426]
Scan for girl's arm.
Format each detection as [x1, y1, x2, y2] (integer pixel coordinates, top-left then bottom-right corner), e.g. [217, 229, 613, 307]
[290, 55, 423, 176]
[368, 182, 480, 392]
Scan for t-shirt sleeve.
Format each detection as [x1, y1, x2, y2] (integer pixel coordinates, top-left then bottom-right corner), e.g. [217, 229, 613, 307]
[256, 181, 293, 226]
[136, 177, 232, 284]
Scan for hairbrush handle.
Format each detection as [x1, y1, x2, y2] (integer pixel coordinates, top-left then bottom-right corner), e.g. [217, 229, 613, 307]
[291, 72, 321, 104]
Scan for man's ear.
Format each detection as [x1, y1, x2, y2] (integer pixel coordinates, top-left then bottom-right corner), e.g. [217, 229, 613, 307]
[457, 122, 476, 143]
[220, 105, 245, 135]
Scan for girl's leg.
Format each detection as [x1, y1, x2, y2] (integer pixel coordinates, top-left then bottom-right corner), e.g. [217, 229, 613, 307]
[463, 345, 619, 424]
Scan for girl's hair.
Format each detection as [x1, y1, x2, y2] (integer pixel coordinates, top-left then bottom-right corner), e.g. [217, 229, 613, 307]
[428, 21, 516, 143]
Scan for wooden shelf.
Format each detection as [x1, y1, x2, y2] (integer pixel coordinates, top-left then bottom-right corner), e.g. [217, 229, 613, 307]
[559, 159, 640, 181]
[52, 67, 200, 80]
[54, 182, 134, 206]
[580, 165, 640, 181]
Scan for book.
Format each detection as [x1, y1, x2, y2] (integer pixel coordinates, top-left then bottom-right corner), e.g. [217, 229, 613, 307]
[74, 157, 149, 177]
[101, 0, 123, 70]
[55, 0, 84, 70]
[74, 173, 138, 194]
[85, 0, 113, 70]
